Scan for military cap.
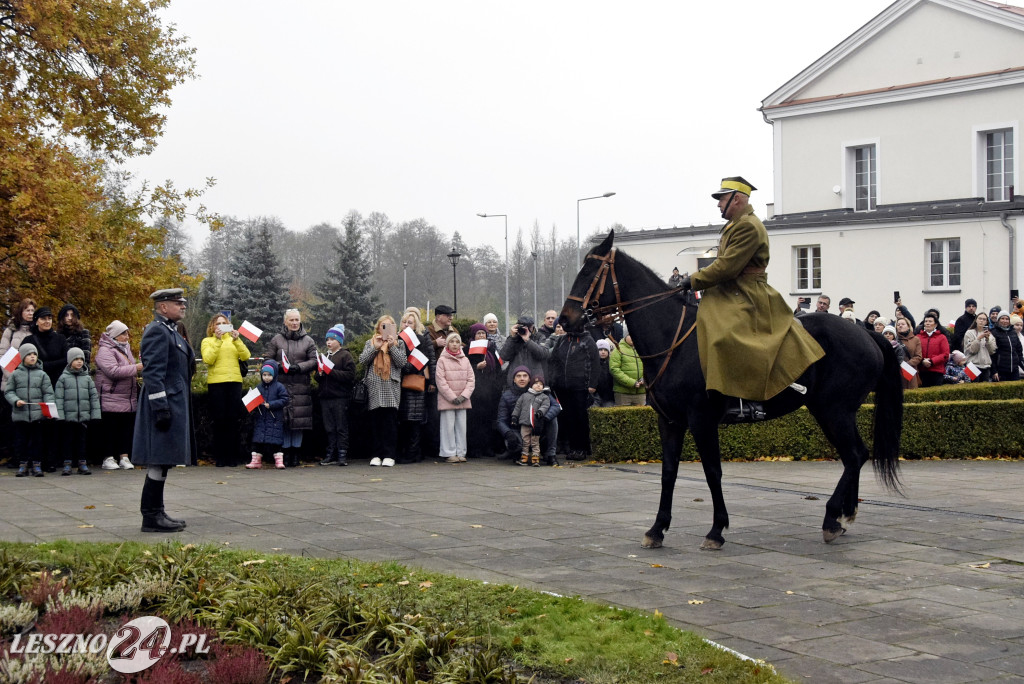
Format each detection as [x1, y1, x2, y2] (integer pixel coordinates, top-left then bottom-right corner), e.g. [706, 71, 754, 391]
[150, 288, 187, 303]
[711, 176, 757, 199]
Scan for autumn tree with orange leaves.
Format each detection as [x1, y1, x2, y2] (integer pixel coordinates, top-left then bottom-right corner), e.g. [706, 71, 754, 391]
[0, 0, 215, 336]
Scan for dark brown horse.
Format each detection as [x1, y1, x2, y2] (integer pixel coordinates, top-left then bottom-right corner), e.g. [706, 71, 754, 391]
[560, 232, 903, 549]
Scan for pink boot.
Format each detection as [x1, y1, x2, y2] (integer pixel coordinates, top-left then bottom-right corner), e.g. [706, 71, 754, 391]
[245, 452, 262, 469]
[273, 452, 285, 469]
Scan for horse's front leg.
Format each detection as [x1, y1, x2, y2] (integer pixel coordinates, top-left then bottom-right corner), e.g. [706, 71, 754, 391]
[690, 419, 728, 550]
[642, 416, 686, 549]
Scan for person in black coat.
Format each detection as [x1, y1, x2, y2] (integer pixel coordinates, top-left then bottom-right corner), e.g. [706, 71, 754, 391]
[57, 303, 92, 365]
[991, 311, 1022, 382]
[548, 330, 600, 460]
[23, 306, 67, 472]
[132, 289, 195, 533]
[317, 324, 356, 466]
[465, 323, 504, 458]
[951, 298, 978, 352]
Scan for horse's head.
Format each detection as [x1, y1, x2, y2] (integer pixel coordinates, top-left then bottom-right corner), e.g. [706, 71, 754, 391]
[559, 231, 616, 334]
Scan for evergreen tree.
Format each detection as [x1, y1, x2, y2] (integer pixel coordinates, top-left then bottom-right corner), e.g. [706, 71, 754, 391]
[224, 225, 292, 337]
[308, 210, 381, 339]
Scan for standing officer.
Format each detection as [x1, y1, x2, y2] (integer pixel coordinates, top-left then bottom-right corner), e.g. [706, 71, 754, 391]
[680, 177, 825, 421]
[132, 288, 195, 533]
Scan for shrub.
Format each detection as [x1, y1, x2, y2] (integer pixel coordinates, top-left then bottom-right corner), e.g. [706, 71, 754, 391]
[206, 645, 271, 684]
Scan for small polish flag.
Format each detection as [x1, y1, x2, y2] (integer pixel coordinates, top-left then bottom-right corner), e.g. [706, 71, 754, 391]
[40, 402, 60, 419]
[281, 351, 290, 373]
[900, 361, 918, 382]
[399, 327, 420, 351]
[238, 320, 262, 343]
[242, 387, 263, 413]
[319, 352, 334, 373]
[694, 291, 702, 301]
[468, 340, 487, 355]
[1, 347, 20, 373]
[529, 405, 535, 428]
[495, 349, 502, 365]
[964, 362, 981, 381]
[408, 348, 428, 370]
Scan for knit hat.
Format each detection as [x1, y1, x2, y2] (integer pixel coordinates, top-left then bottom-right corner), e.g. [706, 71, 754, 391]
[1011, 315, 1023, 326]
[596, 338, 614, 352]
[483, 313, 498, 325]
[997, 310, 1011, 322]
[445, 331, 462, 345]
[18, 343, 37, 358]
[841, 310, 856, 321]
[326, 324, 345, 343]
[882, 325, 897, 337]
[950, 350, 966, 364]
[32, 306, 53, 322]
[512, 365, 531, 379]
[468, 323, 487, 340]
[261, 363, 276, 378]
[531, 374, 545, 386]
[67, 347, 85, 364]
[106, 320, 129, 338]
[965, 298, 977, 307]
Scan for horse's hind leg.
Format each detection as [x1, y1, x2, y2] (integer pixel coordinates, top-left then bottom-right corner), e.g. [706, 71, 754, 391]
[813, 412, 870, 543]
[642, 417, 686, 549]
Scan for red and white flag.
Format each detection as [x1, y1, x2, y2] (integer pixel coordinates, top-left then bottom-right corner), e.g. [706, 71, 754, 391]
[964, 361, 981, 381]
[529, 405, 535, 428]
[39, 402, 60, 419]
[495, 349, 503, 365]
[468, 340, 488, 355]
[238, 320, 262, 343]
[408, 348, 428, 370]
[399, 326, 420, 351]
[900, 361, 918, 382]
[1, 347, 20, 373]
[281, 351, 290, 373]
[242, 387, 263, 413]
[318, 352, 335, 374]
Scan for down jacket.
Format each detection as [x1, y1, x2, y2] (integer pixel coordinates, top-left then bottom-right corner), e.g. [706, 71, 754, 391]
[609, 339, 645, 395]
[265, 327, 318, 431]
[252, 360, 290, 445]
[94, 332, 140, 413]
[0, 322, 32, 392]
[548, 333, 601, 391]
[435, 350, 475, 411]
[55, 365, 101, 423]
[4, 361, 56, 423]
[512, 388, 550, 427]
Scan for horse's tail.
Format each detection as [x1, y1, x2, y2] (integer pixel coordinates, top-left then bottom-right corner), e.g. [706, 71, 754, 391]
[869, 332, 904, 494]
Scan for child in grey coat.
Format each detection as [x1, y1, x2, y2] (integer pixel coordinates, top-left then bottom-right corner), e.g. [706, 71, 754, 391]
[511, 374, 550, 467]
[55, 347, 101, 475]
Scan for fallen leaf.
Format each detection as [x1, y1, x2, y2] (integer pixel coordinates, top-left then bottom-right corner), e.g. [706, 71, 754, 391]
[665, 651, 678, 663]
[650, 563, 663, 568]
[970, 562, 991, 569]
[271, 547, 282, 551]
[564, 657, 573, 664]
[360, 583, 369, 588]
[687, 600, 704, 605]
[644, 629, 653, 636]
[785, 590, 795, 595]
[702, 666, 714, 675]
[370, 478, 383, 482]
[181, 544, 195, 550]
[84, 505, 95, 509]
[216, 481, 227, 485]
[77, 524, 94, 528]
[804, 495, 819, 500]
[419, 581, 433, 588]
[693, 498, 704, 502]
[397, 580, 410, 586]
[49, 550, 57, 555]
[628, 554, 638, 558]
[222, 542, 230, 545]
[104, 504, 113, 507]
[470, 524, 483, 528]
[241, 559, 266, 566]
[143, 550, 152, 556]
[653, 609, 663, 618]
[430, 534, 439, 537]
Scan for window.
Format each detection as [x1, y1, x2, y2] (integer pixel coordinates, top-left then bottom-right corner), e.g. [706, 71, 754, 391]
[929, 239, 960, 289]
[986, 129, 1014, 201]
[853, 145, 877, 211]
[794, 245, 821, 291]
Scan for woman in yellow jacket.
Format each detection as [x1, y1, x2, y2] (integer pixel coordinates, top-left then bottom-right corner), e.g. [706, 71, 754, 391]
[201, 313, 251, 467]
[609, 335, 646, 406]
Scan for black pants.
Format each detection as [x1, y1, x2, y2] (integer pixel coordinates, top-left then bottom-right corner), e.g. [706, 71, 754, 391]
[555, 387, 592, 454]
[13, 421, 42, 464]
[321, 397, 350, 456]
[62, 422, 88, 463]
[370, 407, 398, 461]
[919, 370, 944, 387]
[397, 420, 422, 462]
[504, 418, 558, 459]
[207, 382, 243, 466]
[101, 411, 136, 457]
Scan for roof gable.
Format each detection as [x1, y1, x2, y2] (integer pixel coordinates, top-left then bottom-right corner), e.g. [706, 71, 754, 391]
[763, 0, 1024, 110]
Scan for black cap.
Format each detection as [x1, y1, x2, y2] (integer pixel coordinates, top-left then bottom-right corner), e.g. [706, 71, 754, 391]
[33, 306, 53, 322]
[434, 304, 454, 316]
[839, 297, 855, 307]
[965, 298, 977, 307]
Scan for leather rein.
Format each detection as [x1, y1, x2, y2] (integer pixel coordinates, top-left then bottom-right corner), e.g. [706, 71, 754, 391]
[565, 248, 696, 392]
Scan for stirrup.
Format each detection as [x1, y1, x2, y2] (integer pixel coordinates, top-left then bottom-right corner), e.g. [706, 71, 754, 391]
[722, 398, 767, 424]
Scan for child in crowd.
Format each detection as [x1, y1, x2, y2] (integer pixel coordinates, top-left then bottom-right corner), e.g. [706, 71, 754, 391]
[512, 374, 550, 466]
[247, 361, 290, 470]
[4, 343, 56, 477]
[435, 331, 475, 463]
[55, 347, 100, 475]
[317, 324, 356, 466]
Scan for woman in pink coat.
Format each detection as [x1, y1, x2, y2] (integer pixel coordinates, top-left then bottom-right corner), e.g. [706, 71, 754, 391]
[94, 320, 142, 470]
[434, 332, 475, 463]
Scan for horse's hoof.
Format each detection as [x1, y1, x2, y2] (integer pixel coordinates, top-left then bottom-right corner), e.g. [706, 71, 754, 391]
[822, 527, 846, 544]
[700, 538, 723, 551]
[642, 534, 662, 549]
[838, 511, 857, 527]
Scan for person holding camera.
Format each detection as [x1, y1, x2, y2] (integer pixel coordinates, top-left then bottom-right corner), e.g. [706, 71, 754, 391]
[200, 313, 251, 467]
[499, 316, 551, 391]
[963, 312, 995, 382]
[359, 314, 408, 467]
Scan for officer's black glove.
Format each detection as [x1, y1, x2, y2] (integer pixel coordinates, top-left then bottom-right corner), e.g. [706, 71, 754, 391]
[679, 276, 691, 291]
[155, 409, 172, 431]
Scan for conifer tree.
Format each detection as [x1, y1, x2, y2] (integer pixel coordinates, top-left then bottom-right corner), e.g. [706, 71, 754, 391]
[224, 225, 292, 336]
[309, 210, 380, 338]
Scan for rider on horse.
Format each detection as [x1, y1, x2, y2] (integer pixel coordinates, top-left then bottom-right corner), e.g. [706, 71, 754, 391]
[679, 176, 825, 422]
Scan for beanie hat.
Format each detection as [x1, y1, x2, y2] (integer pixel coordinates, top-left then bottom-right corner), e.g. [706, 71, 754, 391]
[106, 320, 129, 338]
[882, 325, 896, 337]
[965, 298, 977, 307]
[32, 306, 52, 322]
[468, 323, 487, 340]
[596, 338, 614, 352]
[531, 374, 545, 386]
[261, 363, 276, 377]
[67, 347, 85, 364]
[1011, 315, 1023, 326]
[512, 365, 531, 379]
[483, 313, 498, 325]
[18, 343, 37, 358]
[950, 350, 966, 364]
[445, 331, 462, 345]
[326, 324, 346, 343]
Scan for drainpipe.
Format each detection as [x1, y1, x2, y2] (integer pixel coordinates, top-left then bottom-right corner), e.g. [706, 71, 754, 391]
[1001, 211, 1016, 296]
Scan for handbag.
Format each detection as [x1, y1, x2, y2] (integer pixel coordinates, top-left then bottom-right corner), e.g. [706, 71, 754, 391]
[352, 382, 368, 404]
[239, 359, 250, 377]
[401, 373, 426, 392]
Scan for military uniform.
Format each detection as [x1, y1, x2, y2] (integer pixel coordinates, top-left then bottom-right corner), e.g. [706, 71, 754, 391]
[691, 181, 824, 402]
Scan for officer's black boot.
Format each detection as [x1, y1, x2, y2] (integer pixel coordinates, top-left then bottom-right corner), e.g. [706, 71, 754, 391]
[140, 475, 186, 533]
[722, 398, 768, 424]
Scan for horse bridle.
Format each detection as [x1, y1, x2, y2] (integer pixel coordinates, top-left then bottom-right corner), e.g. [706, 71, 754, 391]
[565, 248, 697, 392]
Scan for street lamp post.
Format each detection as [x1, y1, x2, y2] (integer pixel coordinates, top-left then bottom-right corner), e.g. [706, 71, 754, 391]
[477, 212, 508, 334]
[576, 192, 616, 272]
[402, 262, 407, 311]
[531, 251, 538, 324]
[560, 264, 565, 303]
[446, 247, 461, 316]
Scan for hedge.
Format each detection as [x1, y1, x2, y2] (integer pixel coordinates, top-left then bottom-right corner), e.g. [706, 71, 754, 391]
[590, 385, 1024, 462]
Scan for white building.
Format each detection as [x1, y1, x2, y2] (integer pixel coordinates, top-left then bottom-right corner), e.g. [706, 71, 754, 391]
[615, 0, 1023, 322]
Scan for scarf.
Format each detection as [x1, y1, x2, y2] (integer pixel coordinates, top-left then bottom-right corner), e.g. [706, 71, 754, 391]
[372, 339, 392, 380]
[446, 347, 464, 359]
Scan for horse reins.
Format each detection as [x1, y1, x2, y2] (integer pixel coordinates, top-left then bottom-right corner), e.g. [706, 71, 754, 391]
[565, 248, 697, 392]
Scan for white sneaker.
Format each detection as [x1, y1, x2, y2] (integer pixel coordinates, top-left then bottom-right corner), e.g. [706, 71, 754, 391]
[119, 456, 134, 470]
[101, 457, 119, 470]
[381, 458, 395, 467]
[369, 457, 382, 466]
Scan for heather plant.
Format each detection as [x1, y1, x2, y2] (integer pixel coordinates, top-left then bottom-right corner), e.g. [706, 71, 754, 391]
[21, 570, 67, 609]
[0, 603, 37, 636]
[206, 644, 271, 684]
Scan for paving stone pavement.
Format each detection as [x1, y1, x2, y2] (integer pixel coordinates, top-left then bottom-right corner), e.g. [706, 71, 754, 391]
[1, 458, 1023, 683]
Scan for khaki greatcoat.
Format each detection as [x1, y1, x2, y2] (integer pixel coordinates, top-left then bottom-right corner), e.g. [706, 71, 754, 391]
[690, 205, 824, 401]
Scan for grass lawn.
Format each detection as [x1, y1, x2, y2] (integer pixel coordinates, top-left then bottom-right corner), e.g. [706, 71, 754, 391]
[0, 540, 792, 683]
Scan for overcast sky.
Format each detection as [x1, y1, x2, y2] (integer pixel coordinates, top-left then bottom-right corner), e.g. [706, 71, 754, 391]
[127, 0, 895, 256]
